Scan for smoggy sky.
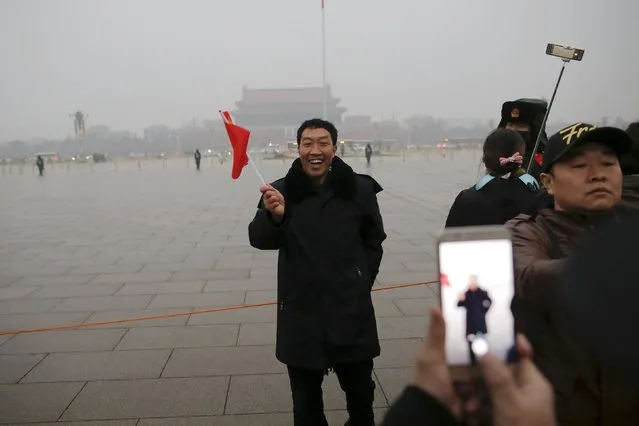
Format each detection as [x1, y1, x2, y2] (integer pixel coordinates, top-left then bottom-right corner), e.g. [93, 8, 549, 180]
[1, 0, 637, 141]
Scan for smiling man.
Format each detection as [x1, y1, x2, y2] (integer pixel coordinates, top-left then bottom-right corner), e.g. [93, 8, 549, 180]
[506, 122, 636, 425]
[248, 118, 387, 426]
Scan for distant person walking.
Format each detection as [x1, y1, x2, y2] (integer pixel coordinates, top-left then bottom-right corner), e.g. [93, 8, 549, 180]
[194, 149, 201, 171]
[36, 155, 44, 176]
[365, 143, 373, 165]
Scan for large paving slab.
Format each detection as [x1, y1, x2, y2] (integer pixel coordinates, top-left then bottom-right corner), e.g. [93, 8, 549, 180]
[0, 153, 479, 424]
[0, 382, 85, 423]
[0, 353, 46, 384]
[21, 349, 172, 383]
[0, 329, 127, 354]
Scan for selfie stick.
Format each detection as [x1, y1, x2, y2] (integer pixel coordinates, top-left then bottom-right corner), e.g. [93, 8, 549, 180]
[526, 46, 584, 173]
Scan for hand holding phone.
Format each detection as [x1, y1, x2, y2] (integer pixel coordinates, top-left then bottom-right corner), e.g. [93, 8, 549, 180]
[409, 308, 554, 426]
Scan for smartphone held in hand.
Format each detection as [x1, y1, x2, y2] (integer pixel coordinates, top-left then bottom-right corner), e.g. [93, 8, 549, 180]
[436, 225, 517, 375]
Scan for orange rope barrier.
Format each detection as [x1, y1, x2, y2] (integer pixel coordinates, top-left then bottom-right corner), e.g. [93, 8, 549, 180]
[0, 279, 438, 336]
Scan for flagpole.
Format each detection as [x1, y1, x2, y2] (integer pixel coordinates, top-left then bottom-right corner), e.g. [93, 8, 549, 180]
[246, 153, 266, 185]
[321, 0, 327, 120]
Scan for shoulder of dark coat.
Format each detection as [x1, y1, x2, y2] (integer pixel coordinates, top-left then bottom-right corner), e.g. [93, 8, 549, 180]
[505, 213, 535, 230]
[450, 187, 485, 209]
[457, 187, 479, 199]
[354, 173, 383, 194]
[617, 200, 639, 212]
[517, 173, 541, 192]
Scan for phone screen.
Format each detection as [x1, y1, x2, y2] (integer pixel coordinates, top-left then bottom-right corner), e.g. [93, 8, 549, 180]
[438, 238, 516, 366]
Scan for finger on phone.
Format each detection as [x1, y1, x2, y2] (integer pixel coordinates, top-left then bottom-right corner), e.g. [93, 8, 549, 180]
[478, 352, 516, 400]
[516, 334, 533, 360]
[427, 307, 446, 353]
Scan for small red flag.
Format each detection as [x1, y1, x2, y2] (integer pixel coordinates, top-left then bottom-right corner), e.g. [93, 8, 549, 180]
[534, 153, 543, 166]
[220, 111, 250, 179]
[440, 272, 449, 287]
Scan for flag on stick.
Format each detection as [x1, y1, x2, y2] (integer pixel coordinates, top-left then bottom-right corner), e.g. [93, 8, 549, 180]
[219, 111, 250, 179]
[440, 272, 450, 287]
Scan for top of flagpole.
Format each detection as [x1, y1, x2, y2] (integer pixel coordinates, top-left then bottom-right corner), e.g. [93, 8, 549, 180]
[321, 0, 327, 120]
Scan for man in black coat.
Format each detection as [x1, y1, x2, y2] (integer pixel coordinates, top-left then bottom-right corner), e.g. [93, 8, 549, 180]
[248, 118, 387, 426]
[36, 155, 44, 176]
[457, 274, 492, 364]
[194, 149, 201, 171]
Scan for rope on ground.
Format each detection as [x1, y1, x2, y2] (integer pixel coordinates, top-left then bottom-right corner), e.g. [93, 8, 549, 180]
[0, 279, 438, 336]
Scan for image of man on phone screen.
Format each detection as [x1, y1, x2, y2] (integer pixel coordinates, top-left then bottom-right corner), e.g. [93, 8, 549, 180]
[457, 274, 492, 364]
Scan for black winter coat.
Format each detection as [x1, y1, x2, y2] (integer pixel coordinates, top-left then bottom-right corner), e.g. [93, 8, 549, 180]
[457, 288, 492, 336]
[248, 157, 387, 369]
[445, 174, 539, 228]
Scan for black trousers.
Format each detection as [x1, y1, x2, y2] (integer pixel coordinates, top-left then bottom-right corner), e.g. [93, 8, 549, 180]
[287, 360, 376, 426]
[467, 340, 477, 365]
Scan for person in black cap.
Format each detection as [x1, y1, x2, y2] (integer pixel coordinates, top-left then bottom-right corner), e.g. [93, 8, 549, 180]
[621, 121, 639, 206]
[497, 98, 548, 180]
[505, 122, 636, 426]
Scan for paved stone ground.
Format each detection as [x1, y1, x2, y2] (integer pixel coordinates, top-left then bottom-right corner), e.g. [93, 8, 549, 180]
[0, 150, 481, 425]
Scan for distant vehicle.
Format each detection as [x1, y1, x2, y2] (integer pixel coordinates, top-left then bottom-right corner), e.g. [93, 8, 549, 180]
[262, 143, 285, 159]
[34, 152, 60, 163]
[92, 153, 107, 163]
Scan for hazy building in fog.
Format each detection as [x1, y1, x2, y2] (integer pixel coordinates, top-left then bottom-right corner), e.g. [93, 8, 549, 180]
[230, 86, 347, 145]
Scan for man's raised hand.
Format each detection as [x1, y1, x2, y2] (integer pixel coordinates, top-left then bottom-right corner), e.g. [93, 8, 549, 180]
[260, 184, 285, 222]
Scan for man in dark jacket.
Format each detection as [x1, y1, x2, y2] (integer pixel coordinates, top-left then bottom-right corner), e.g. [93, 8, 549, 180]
[365, 143, 372, 165]
[194, 149, 201, 171]
[248, 118, 387, 426]
[36, 155, 44, 176]
[457, 275, 492, 365]
[497, 98, 548, 180]
[506, 122, 636, 425]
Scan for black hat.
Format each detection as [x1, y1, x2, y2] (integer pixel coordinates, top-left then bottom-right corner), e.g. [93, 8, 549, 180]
[541, 123, 633, 173]
[498, 99, 548, 128]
